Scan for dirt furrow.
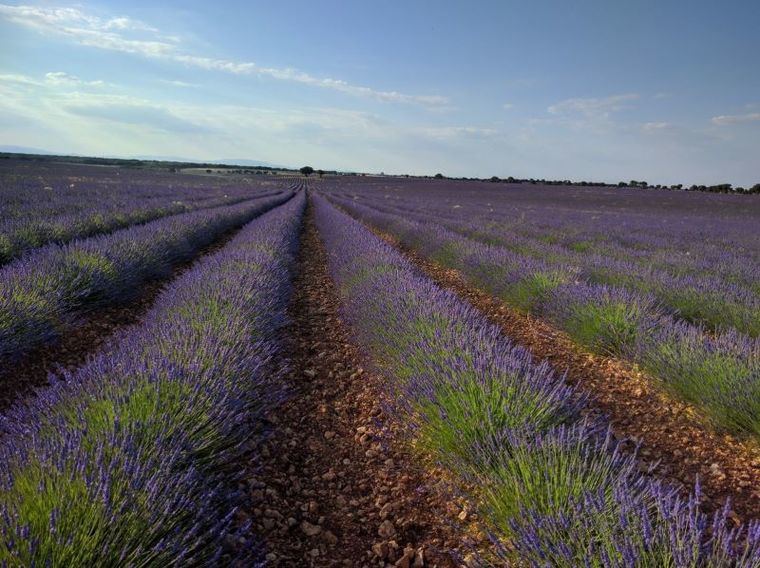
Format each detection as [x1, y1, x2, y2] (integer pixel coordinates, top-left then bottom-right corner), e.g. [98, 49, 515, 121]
[243, 205, 488, 567]
[0, 224, 247, 413]
[370, 229, 760, 526]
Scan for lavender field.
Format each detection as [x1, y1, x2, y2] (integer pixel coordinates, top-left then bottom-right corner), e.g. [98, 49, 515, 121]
[1, 162, 759, 567]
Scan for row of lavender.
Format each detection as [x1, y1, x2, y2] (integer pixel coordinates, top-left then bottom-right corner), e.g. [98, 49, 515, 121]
[358, 187, 759, 289]
[0, 162, 288, 265]
[0, 161, 269, 222]
[313, 194, 760, 567]
[0, 191, 305, 565]
[0, 191, 293, 361]
[329, 185, 759, 337]
[329, 195, 760, 439]
[325, 177, 758, 292]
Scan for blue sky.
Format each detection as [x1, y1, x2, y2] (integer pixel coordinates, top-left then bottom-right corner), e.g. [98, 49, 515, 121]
[0, 0, 758, 185]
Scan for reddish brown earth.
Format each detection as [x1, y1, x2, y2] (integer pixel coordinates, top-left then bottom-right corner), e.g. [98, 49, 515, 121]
[0, 225, 244, 413]
[243, 208, 492, 567]
[371, 229, 760, 525]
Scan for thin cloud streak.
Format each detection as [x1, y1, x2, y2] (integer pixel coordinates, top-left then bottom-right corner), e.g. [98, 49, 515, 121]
[548, 94, 639, 118]
[711, 112, 760, 125]
[0, 4, 449, 107]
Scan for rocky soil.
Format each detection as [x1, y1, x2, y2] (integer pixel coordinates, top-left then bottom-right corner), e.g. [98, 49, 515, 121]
[242, 207, 491, 567]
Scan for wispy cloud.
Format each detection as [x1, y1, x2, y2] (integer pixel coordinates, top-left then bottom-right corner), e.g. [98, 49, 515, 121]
[0, 73, 42, 86]
[158, 79, 199, 88]
[711, 112, 760, 125]
[548, 94, 639, 118]
[502, 102, 514, 110]
[641, 121, 672, 132]
[419, 126, 498, 141]
[64, 99, 208, 133]
[0, 4, 448, 107]
[0, 70, 108, 89]
[45, 71, 105, 87]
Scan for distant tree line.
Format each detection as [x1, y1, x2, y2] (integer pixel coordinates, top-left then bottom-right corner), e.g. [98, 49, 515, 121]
[3, 152, 756, 194]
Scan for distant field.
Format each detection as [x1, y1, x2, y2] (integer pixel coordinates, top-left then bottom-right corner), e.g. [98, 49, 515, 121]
[1, 162, 758, 566]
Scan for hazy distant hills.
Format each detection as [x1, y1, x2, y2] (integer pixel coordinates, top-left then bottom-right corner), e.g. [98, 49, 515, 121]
[0, 146, 288, 170]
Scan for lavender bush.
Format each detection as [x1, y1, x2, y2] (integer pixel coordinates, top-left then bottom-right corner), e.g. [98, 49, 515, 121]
[0, 191, 292, 361]
[326, 180, 759, 337]
[329, 194, 760, 440]
[312, 193, 760, 566]
[0, 161, 288, 264]
[0, 191, 304, 565]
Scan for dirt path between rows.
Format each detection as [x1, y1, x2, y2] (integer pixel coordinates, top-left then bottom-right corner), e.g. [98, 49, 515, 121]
[242, 206, 491, 567]
[0, 222, 252, 413]
[368, 229, 760, 525]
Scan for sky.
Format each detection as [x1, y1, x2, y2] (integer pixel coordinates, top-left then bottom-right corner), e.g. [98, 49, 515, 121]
[0, 1, 758, 186]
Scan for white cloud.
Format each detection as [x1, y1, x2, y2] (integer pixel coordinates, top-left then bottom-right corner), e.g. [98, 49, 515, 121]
[642, 121, 672, 132]
[418, 126, 498, 141]
[502, 102, 514, 110]
[548, 94, 639, 118]
[45, 71, 104, 87]
[0, 3, 448, 107]
[159, 79, 199, 88]
[711, 112, 760, 125]
[0, 73, 42, 86]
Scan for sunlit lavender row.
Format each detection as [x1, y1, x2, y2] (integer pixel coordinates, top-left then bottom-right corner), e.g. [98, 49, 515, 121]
[0, 161, 286, 265]
[312, 193, 760, 567]
[328, 194, 760, 438]
[0, 191, 292, 361]
[0, 191, 304, 565]
[327, 180, 759, 337]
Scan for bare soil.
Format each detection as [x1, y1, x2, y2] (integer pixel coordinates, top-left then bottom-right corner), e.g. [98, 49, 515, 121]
[373, 229, 760, 526]
[242, 206, 491, 567]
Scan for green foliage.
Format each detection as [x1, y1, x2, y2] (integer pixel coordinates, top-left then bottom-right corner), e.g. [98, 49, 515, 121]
[0, 464, 109, 566]
[562, 300, 648, 357]
[479, 431, 627, 539]
[642, 340, 760, 436]
[414, 371, 571, 469]
[502, 271, 567, 313]
[660, 287, 760, 337]
[0, 234, 12, 263]
[60, 250, 118, 303]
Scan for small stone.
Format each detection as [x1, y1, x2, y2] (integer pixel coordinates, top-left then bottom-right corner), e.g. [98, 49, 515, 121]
[324, 431, 336, 439]
[378, 519, 396, 538]
[322, 530, 338, 545]
[395, 556, 411, 568]
[371, 541, 389, 559]
[301, 520, 322, 537]
[303, 369, 316, 378]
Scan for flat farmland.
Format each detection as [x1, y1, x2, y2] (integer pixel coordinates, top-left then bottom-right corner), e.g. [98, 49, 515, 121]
[1, 162, 759, 566]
